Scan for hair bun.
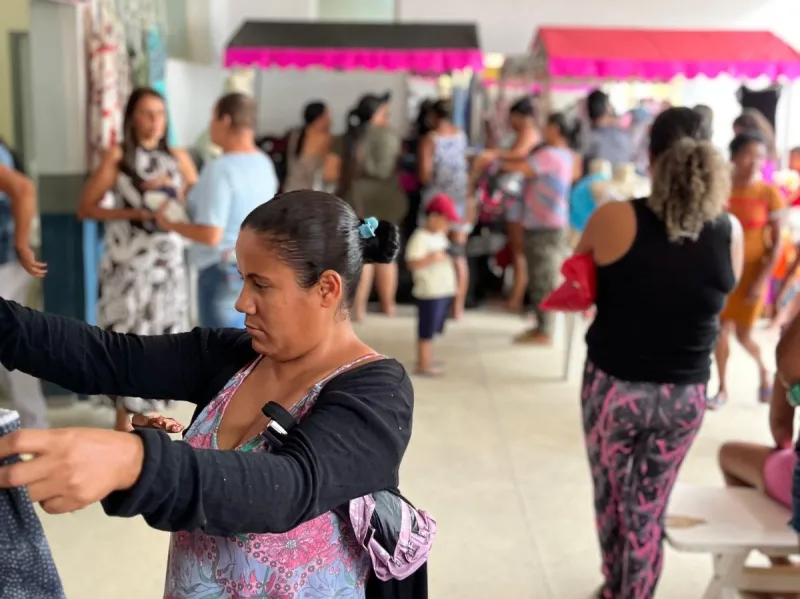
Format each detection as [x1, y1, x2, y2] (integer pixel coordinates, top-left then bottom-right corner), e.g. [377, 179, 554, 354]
[361, 219, 400, 265]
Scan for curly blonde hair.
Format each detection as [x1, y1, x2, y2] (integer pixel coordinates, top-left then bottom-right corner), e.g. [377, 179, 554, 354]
[647, 137, 730, 243]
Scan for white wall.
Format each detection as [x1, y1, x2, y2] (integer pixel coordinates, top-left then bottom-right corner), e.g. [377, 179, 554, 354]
[0, 0, 29, 145]
[163, 0, 189, 60]
[166, 59, 229, 147]
[318, 0, 395, 21]
[226, 0, 315, 36]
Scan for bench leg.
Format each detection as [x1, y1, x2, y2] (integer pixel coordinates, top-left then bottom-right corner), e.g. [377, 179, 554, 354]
[701, 553, 748, 599]
[561, 313, 576, 381]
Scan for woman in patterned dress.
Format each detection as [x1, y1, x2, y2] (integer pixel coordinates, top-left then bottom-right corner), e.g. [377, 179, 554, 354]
[78, 87, 198, 431]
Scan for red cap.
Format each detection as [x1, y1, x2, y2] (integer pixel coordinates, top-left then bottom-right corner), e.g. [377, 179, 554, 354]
[425, 193, 461, 222]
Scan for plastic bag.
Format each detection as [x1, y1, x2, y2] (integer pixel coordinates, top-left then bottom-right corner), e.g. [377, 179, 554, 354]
[342, 490, 436, 581]
[540, 253, 596, 312]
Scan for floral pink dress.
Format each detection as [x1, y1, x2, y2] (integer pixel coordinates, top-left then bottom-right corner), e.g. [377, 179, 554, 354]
[164, 356, 375, 598]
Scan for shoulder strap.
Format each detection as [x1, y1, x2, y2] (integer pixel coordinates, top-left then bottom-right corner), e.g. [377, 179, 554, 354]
[252, 353, 388, 448]
[317, 353, 385, 387]
[290, 353, 387, 426]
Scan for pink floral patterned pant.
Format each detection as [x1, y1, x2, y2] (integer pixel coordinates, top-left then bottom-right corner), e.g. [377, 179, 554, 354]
[581, 362, 706, 599]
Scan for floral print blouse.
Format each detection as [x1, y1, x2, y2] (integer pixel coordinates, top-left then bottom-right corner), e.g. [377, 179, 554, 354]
[164, 355, 375, 598]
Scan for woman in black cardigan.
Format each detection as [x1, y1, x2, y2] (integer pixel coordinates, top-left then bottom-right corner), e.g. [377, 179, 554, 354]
[0, 191, 421, 599]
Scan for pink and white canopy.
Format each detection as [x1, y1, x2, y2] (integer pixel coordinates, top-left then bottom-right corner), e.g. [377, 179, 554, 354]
[533, 27, 800, 82]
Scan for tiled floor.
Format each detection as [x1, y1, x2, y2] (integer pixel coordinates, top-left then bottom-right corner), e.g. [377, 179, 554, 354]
[18, 309, 785, 598]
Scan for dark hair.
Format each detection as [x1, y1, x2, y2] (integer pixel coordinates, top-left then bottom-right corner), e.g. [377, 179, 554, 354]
[509, 97, 535, 118]
[733, 108, 776, 159]
[295, 101, 327, 157]
[431, 99, 453, 121]
[337, 94, 388, 198]
[415, 99, 434, 138]
[215, 92, 257, 130]
[649, 106, 709, 158]
[647, 107, 729, 242]
[121, 87, 170, 175]
[729, 130, 767, 159]
[241, 190, 400, 307]
[587, 89, 610, 123]
[546, 112, 579, 148]
[303, 101, 326, 126]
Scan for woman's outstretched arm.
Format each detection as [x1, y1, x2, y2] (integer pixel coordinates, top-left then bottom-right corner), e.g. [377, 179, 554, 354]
[0, 298, 244, 402]
[102, 360, 413, 535]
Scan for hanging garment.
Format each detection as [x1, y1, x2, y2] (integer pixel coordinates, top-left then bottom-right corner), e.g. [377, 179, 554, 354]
[0, 409, 65, 599]
[738, 85, 781, 130]
[85, 0, 130, 167]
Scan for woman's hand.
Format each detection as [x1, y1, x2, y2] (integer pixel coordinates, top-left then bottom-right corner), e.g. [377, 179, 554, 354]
[746, 276, 769, 305]
[154, 202, 174, 231]
[771, 418, 794, 450]
[774, 279, 790, 310]
[0, 428, 144, 514]
[15, 245, 47, 278]
[141, 174, 172, 191]
[475, 149, 498, 171]
[131, 413, 184, 433]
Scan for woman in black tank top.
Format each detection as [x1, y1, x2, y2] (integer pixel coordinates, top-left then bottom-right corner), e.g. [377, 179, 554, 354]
[573, 108, 743, 599]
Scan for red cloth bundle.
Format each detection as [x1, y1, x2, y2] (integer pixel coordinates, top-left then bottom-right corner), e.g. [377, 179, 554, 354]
[540, 254, 596, 312]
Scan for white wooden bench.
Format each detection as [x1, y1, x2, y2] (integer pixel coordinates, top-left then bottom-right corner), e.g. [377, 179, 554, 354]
[666, 484, 800, 598]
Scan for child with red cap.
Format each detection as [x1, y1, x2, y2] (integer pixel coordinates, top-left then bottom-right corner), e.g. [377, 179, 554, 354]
[405, 194, 460, 375]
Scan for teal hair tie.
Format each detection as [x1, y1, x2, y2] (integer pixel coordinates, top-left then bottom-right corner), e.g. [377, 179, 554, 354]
[359, 217, 378, 239]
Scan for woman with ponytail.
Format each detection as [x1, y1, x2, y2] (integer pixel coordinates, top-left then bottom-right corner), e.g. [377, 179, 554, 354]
[284, 101, 331, 192]
[323, 93, 407, 320]
[574, 107, 742, 599]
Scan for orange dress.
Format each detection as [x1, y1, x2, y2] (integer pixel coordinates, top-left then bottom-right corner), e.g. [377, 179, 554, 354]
[721, 181, 786, 327]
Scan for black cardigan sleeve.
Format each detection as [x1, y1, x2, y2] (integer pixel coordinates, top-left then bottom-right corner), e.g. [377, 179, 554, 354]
[102, 359, 414, 535]
[0, 298, 249, 403]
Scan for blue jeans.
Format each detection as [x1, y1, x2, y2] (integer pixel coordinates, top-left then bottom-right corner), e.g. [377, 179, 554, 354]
[197, 262, 245, 329]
